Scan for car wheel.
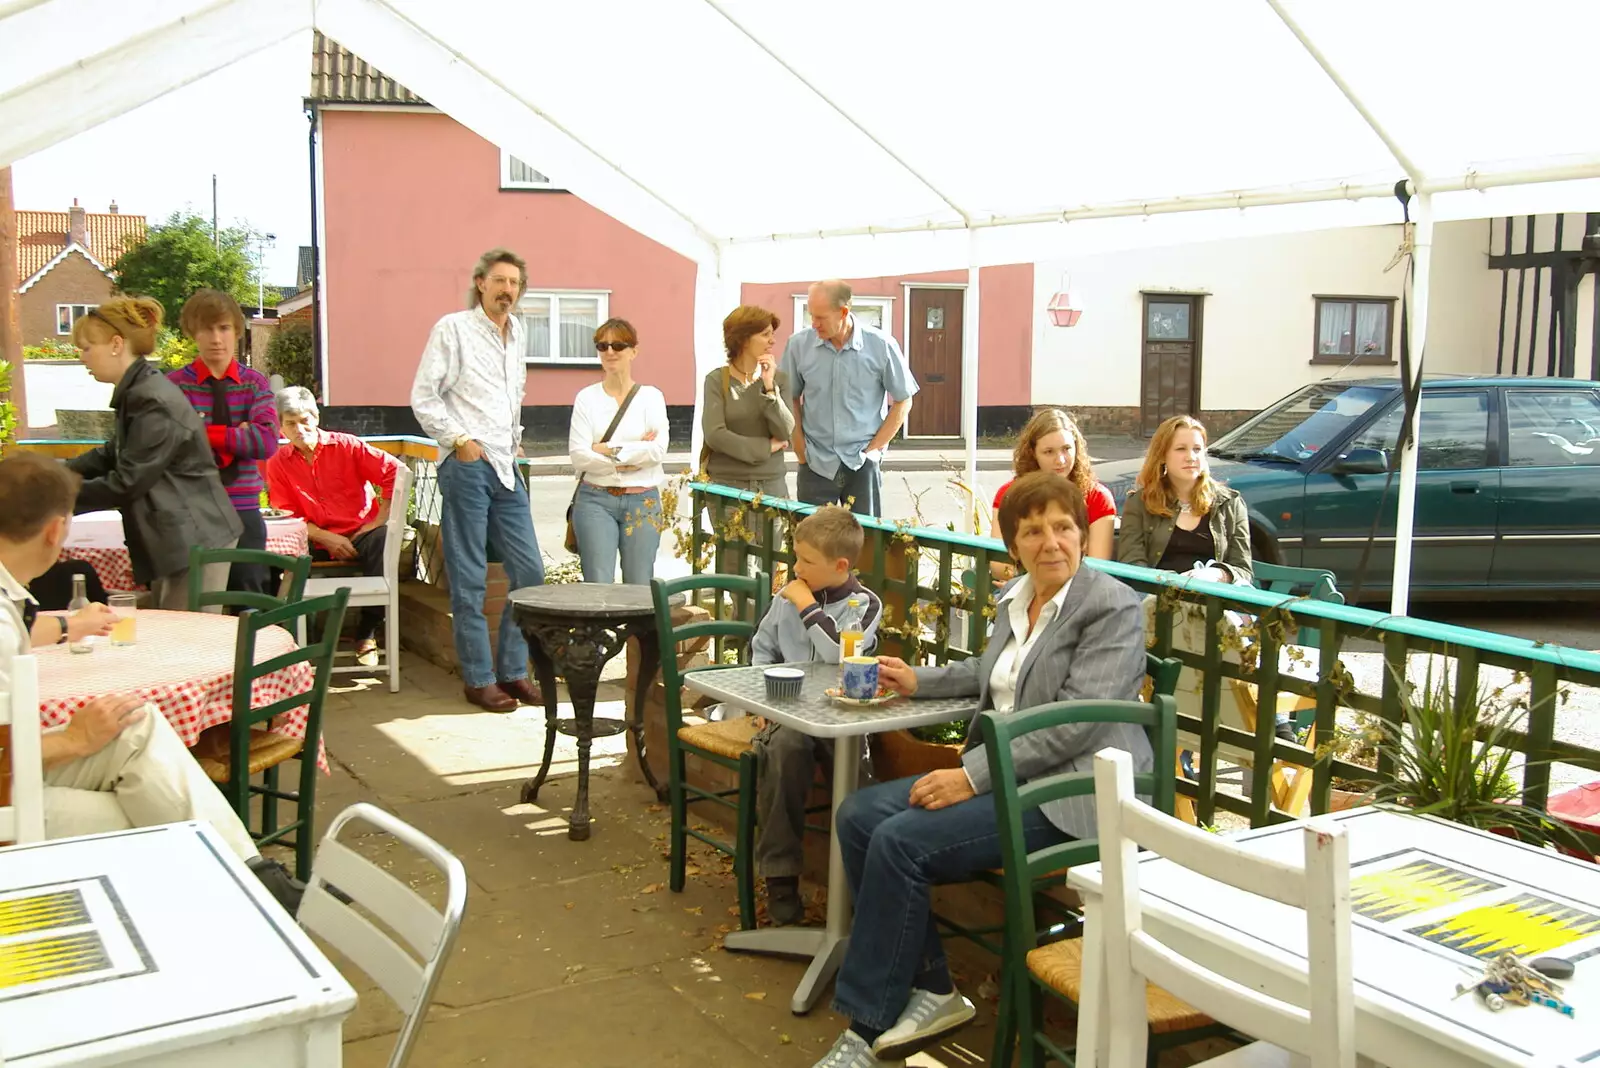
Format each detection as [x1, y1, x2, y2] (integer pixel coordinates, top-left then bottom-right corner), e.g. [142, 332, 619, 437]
[1249, 524, 1282, 565]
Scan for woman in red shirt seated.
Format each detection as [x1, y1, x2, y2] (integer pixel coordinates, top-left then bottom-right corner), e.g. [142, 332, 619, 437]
[265, 386, 401, 666]
[992, 408, 1115, 564]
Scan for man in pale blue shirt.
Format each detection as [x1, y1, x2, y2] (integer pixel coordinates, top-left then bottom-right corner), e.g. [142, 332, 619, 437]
[779, 280, 917, 518]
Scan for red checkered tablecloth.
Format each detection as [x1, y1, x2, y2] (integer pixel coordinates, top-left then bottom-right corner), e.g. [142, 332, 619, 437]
[36, 610, 326, 771]
[62, 513, 310, 594]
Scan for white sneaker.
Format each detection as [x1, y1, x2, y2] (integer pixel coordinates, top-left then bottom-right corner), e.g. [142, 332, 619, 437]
[871, 988, 976, 1059]
[813, 1030, 905, 1067]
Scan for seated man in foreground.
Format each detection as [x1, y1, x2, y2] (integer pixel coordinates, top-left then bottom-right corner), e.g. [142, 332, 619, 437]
[810, 473, 1149, 1067]
[0, 453, 302, 913]
[265, 386, 401, 667]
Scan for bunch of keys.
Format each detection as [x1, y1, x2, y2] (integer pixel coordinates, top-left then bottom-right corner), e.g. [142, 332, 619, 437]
[1454, 953, 1575, 1017]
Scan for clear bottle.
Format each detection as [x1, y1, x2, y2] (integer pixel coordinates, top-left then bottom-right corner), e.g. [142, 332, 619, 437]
[838, 596, 866, 660]
[67, 573, 93, 654]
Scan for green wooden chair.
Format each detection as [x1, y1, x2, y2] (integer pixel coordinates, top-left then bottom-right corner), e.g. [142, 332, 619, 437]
[186, 546, 312, 614]
[1251, 561, 1343, 651]
[192, 588, 350, 880]
[932, 654, 1183, 960]
[984, 695, 1235, 1067]
[650, 572, 770, 930]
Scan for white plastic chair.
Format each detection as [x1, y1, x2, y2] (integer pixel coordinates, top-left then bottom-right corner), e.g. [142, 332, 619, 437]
[1, 654, 46, 845]
[298, 802, 467, 1068]
[1087, 748, 1353, 1068]
[301, 464, 411, 692]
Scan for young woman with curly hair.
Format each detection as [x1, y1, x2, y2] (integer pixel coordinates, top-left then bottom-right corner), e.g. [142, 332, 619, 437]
[992, 408, 1115, 559]
[1116, 414, 1252, 585]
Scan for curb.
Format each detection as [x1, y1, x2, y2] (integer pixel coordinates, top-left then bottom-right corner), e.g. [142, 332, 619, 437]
[523, 458, 1019, 478]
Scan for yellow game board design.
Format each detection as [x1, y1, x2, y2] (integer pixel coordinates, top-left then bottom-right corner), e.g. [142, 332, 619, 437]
[0, 931, 110, 988]
[1408, 892, 1600, 960]
[1349, 858, 1503, 922]
[0, 889, 89, 938]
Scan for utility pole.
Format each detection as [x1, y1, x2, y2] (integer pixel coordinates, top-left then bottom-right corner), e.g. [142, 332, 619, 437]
[212, 174, 219, 249]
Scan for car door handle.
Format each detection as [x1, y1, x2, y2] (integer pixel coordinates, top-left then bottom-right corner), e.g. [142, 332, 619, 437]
[1450, 481, 1479, 494]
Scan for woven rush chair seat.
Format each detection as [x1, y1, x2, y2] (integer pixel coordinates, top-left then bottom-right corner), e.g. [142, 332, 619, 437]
[192, 723, 304, 781]
[677, 716, 761, 761]
[1026, 937, 1213, 1035]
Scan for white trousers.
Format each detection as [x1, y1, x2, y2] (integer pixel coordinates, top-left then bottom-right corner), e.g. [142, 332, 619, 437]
[43, 709, 259, 860]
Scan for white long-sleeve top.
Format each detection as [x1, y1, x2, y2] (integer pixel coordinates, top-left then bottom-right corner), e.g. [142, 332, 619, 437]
[410, 307, 525, 490]
[568, 381, 670, 488]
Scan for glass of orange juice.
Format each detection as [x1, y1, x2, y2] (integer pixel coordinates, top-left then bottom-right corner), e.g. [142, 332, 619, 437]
[108, 593, 137, 646]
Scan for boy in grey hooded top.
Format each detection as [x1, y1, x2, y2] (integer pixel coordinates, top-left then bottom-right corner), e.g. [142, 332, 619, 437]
[750, 507, 882, 924]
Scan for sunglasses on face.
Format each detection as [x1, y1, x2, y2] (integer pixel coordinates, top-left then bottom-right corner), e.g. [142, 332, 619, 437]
[595, 341, 632, 353]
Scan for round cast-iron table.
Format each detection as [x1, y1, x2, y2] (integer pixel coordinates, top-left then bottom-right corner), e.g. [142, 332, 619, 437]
[509, 582, 664, 840]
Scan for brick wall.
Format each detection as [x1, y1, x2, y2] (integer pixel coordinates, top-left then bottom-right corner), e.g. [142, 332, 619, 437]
[1044, 405, 1257, 439]
[20, 252, 115, 345]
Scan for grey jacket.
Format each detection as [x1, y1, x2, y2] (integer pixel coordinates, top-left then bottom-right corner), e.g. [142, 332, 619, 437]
[67, 359, 243, 584]
[752, 576, 882, 666]
[911, 564, 1148, 839]
[1116, 482, 1253, 584]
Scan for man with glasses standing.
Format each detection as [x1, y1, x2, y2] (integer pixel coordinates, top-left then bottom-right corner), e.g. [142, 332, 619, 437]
[411, 248, 545, 713]
[779, 280, 917, 518]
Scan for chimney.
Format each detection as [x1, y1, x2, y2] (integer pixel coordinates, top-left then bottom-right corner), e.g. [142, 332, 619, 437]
[108, 200, 119, 214]
[68, 198, 87, 248]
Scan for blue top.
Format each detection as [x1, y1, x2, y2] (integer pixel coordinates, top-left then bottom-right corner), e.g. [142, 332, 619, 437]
[779, 316, 919, 479]
[752, 576, 883, 666]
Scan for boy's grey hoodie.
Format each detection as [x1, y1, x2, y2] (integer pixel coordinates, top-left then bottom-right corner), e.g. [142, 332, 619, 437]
[751, 575, 883, 665]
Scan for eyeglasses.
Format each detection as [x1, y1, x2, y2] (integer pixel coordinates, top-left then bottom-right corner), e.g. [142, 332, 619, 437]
[594, 341, 633, 353]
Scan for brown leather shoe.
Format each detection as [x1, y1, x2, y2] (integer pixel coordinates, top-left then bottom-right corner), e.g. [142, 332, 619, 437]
[463, 683, 517, 712]
[499, 677, 544, 706]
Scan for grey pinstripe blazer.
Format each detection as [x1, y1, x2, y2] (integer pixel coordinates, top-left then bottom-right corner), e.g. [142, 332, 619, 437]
[911, 564, 1149, 839]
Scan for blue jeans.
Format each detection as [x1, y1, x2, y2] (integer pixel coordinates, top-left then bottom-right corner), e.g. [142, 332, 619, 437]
[437, 455, 544, 688]
[832, 776, 1067, 1029]
[572, 483, 661, 585]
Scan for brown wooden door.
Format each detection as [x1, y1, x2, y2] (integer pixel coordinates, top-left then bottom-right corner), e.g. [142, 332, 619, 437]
[1140, 294, 1203, 436]
[907, 288, 963, 435]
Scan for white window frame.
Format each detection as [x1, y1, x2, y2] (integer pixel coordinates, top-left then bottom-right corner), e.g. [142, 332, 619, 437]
[499, 149, 560, 191]
[518, 289, 611, 366]
[56, 303, 95, 335]
[792, 294, 894, 335]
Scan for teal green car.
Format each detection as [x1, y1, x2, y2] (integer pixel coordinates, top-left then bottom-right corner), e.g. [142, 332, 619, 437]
[1096, 376, 1600, 601]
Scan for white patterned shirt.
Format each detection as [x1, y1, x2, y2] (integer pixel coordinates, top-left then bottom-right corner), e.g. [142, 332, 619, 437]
[411, 306, 525, 489]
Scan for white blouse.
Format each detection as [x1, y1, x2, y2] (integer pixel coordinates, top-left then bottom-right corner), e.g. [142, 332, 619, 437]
[568, 382, 670, 489]
[988, 574, 1073, 714]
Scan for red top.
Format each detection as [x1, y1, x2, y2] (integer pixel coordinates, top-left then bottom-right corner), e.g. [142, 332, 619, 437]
[994, 477, 1117, 525]
[265, 431, 401, 537]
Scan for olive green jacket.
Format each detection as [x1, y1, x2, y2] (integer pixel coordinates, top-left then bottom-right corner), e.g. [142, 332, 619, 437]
[1116, 482, 1253, 584]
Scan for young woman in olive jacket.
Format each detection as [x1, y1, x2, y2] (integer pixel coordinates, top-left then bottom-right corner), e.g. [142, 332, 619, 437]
[1117, 414, 1253, 584]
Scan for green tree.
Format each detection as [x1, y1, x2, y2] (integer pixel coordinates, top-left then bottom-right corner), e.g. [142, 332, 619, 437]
[266, 323, 316, 391]
[111, 211, 262, 329]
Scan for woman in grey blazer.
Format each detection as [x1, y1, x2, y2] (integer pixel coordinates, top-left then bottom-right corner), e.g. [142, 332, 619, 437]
[808, 473, 1149, 1068]
[1117, 414, 1253, 585]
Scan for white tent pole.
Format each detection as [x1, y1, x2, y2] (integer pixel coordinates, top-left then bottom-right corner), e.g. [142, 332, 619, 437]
[961, 232, 981, 532]
[719, 157, 1600, 248]
[1264, 0, 1423, 180]
[1389, 192, 1432, 617]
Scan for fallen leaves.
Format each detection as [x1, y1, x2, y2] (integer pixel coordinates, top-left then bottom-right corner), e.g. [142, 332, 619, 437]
[639, 882, 665, 894]
[742, 991, 767, 1002]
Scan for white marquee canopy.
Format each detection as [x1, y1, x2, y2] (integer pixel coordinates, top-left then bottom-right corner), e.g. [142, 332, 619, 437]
[4, 0, 1599, 610]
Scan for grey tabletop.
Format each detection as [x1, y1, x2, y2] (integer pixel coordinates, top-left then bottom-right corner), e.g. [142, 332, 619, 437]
[684, 661, 979, 739]
[509, 583, 655, 618]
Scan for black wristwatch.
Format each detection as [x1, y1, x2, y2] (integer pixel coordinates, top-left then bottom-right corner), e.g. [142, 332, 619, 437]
[55, 616, 70, 644]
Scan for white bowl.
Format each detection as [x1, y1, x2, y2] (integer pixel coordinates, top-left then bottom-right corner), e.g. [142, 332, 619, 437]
[763, 666, 804, 700]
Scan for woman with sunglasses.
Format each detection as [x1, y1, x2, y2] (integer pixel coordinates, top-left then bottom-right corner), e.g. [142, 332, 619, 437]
[568, 318, 671, 584]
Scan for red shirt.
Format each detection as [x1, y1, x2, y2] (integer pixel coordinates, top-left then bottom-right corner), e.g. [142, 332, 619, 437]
[993, 477, 1117, 525]
[265, 432, 400, 537]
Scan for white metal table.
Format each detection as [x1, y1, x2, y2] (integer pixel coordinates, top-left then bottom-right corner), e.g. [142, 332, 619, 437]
[1068, 807, 1600, 1068]
[684, 660, 978, 1014]
[0, 822, 356, 1067]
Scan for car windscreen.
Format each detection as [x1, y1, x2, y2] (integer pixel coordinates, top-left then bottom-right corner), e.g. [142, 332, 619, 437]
[1209, 382, 1393, 463]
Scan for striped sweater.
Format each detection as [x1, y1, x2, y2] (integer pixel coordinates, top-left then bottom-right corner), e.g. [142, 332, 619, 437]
[167, 359, 279, 511]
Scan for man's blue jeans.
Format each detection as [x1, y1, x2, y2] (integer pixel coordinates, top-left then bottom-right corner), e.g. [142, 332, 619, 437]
[437, 455, 544, 689]
[832, 776, 1067, 1030]
[571, 483, 661, 585]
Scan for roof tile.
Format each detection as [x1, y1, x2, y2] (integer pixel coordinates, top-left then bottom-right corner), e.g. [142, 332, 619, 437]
[16, 208, 147, 282]
[308, 33, 427, 105]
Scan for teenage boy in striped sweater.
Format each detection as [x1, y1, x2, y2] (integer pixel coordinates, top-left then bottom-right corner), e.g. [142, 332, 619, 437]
[167, 289, 279, 596]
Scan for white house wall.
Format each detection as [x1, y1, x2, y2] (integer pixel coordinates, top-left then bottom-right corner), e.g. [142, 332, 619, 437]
[1031, 220, 1500, 421]
[1489, 213, 1596, 377]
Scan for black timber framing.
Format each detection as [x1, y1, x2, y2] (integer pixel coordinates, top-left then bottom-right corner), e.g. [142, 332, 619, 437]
[1491, 214, 1600, 379]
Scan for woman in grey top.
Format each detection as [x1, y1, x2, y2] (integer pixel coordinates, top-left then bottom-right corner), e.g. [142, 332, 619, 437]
[700, 304, 794, 498]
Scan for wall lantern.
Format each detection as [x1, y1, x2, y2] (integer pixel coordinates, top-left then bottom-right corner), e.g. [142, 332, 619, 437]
[1046, 275, 1083, 327]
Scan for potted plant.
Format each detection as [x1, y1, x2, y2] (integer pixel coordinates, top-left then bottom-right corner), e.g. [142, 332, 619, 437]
[871, 718, 966, 780]
[1367, 657, 1584, 851]
[1318, 712, 1383, 811]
